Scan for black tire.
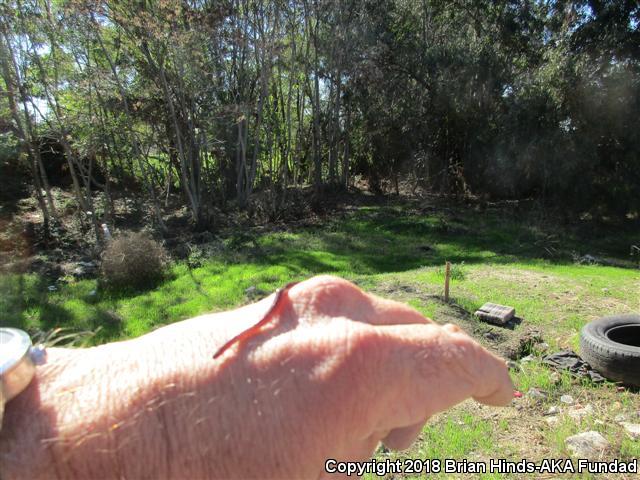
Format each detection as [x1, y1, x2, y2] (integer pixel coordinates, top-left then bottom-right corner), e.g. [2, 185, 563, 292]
[580, 314, 640, 387]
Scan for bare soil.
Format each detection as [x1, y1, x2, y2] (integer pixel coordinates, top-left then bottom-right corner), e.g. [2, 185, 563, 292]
[372, 281, 543, 361]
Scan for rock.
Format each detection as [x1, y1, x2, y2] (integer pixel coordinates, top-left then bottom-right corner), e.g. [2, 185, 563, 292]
[99, 310, 123, 325]
[72, 261, 98, 278]
[614, 414, 627, 423]
[565, 431, 609, 458]
[506, 360, 520, 371]
[534, 342, 550, 353]
[579, 254, 599, 265]
[527, 388, 547, 401]
[550, 372, 561, 384]
[520, 354, 535, 364]
[620, 423, 640, 440]
[560, 394, 575, 405]
[545, 406, 560, 416]
[245, 285, 267, 299]
[545, 416, 559, 426]
[568, 404, 594, 420]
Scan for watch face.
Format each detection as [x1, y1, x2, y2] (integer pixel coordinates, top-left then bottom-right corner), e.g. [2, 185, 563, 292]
[0, 328, 32, 374]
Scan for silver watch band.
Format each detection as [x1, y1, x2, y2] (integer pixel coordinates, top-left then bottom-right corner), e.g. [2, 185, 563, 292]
[0, 329, 46, 431]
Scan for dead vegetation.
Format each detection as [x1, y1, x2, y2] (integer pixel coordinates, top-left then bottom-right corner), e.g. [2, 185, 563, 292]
[100, 232, 168, 291]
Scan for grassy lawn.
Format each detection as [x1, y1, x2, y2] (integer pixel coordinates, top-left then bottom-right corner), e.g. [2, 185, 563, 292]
[2, 201, 639, 478]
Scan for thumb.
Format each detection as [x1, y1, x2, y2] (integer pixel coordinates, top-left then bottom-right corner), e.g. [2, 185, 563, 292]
[372, 322, 513, 432]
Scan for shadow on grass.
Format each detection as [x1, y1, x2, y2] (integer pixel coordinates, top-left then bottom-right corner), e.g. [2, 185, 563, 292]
[250, 206, 639, 275]
[2, 203, 637, 344]
[0, 273, 125, 343]
[0, 273, 67, 331]
[88, 308, 126, 342]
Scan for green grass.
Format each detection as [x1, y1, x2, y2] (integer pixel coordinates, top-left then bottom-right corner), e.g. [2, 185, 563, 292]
[3, 204, 638, 345]
[363, 411, 499, 480]
[419, 411, 495, 458]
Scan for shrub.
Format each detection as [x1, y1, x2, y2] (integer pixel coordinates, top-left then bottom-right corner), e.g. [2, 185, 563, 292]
[100, 232, 168, 290]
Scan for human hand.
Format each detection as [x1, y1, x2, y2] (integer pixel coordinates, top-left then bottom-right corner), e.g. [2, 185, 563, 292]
[0, 276, 512, 479]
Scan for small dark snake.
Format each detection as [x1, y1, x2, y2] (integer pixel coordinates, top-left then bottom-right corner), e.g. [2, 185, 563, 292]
[213, 282, 299, 359]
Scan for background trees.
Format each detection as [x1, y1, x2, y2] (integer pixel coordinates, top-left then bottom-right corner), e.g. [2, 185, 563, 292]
[1, 0, 638, 234]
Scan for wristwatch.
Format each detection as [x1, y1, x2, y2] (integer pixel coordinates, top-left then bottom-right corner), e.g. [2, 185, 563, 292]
[0, 328, 47, 431]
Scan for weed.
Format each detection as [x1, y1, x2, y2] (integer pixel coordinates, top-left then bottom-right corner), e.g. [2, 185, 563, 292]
[100, 232, 168, 291]
[436, 262, 467, 280]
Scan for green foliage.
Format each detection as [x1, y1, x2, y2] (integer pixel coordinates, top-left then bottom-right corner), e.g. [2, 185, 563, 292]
[0, 132, 20, 165]
[1, 0, 638, 223]
[436, 262, 467, 281]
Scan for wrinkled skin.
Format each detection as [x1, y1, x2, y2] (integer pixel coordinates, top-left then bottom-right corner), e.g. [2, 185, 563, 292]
[0, 276, 513, 479]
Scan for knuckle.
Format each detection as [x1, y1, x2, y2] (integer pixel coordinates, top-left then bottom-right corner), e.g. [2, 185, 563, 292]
[298, 275, 360, 295]
[291, 275, 366, 313]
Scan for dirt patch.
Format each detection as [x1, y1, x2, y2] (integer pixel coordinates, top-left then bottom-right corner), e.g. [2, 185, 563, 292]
[372, 281, 545, 361]
[431, 299, 545, 360]
[469, 269, 559, 283]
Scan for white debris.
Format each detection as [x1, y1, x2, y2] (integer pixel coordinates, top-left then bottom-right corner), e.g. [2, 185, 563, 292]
[546, 406, 560, 416]
[101, 223, 112, 242]
[620, 423, 640, 440]
[568, 404, 594, 421]
[534, 342, 550, 352]
[560, 394, 575, 405]
[520, 355, 535, 364]
[527, 388, 547, 401]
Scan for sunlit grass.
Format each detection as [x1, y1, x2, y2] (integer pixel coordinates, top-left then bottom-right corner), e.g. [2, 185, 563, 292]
[2, 205, 638, 349]
[419, 412, 494, 459]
